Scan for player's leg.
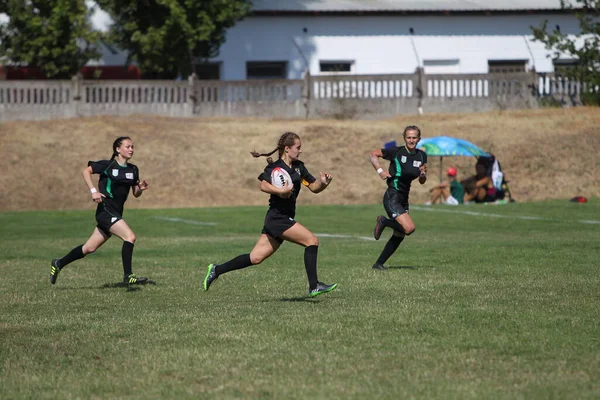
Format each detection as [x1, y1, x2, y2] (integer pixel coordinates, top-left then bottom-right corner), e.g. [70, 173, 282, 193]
[109, 219, 146, 284]
[50, 228, 109, 285]
[203, 234, 281, 291]
[281, 223, 337, 297]
[373, 191, 410, 271]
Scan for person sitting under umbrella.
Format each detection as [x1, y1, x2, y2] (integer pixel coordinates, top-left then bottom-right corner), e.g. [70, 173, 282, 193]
[462, 160, 497, 203]
[426, 167, 464, 205]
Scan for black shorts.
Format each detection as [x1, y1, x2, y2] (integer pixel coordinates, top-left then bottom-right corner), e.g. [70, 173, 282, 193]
[95, 204, 123, 237]
[383, 188, 409, 219]
[261, 208, 296, 243]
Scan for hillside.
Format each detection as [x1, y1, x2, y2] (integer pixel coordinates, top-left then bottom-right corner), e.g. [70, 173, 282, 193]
[0, 108, 598, 211]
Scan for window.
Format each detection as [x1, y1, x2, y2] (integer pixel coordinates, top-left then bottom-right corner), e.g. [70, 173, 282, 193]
[246, 61, 287, 79]
[423, 59, 459, 74]
[319, 61, 354, 73]
[488, 60, 527, 73]
[553, 59, 578, 74]
[195, 63, 221, 80]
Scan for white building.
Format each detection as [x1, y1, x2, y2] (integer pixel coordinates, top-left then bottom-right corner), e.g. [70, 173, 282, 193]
[202, 0, 581, 80]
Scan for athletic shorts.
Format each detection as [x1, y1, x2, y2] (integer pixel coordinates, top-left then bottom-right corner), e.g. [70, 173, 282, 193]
[261, 208, 296, 242]
[383, 188, 409, 219]
[95, 204, 123, 237]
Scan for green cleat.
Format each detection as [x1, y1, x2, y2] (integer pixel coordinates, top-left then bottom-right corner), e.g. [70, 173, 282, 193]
[309, 282, 338, 297]
[50, 259, 61, 285]
[124, 274, 148, 285]
[203, 264, 218, 291]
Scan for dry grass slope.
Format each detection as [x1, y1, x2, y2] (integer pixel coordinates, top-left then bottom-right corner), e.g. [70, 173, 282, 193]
[1, 108, 598, 211]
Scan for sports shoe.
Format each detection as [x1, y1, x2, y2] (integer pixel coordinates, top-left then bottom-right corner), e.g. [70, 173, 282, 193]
[124, 274, 148, 285]
[50, 259, 61, 285]
[203, 263, 218, 291]
[373, 215, 386, 240]
[309, 281, 338, 297]
[372, 262, 387, 271]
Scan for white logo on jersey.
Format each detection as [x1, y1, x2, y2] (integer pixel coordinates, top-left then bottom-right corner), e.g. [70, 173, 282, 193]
[401, 156, 407, 163]
[413, 161, 422, 167]
[111, 217, 117, 223]
[112, 169, 119, 177]
[289, 217, 295, 221]
[125, 173, 134, 179]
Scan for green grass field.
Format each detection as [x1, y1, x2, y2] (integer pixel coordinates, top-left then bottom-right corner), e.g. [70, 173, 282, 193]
[1, 201, 599, 399]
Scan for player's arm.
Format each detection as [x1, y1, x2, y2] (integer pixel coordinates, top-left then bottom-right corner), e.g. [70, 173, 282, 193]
[260, 180, 293, 198]
[82, 166, 104, 203]
[308, 172, 333, 193]
[369, 149, 391, 180]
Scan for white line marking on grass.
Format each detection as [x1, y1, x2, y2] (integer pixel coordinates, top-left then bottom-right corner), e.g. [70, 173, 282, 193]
[579, 220, 600, 224]
[316, 233, 375, 241]
[154, 217, 218, 226]
[411, 206, 600, 225]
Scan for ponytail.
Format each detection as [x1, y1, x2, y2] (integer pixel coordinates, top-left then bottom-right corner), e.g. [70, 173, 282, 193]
[250, 132, 300, 164]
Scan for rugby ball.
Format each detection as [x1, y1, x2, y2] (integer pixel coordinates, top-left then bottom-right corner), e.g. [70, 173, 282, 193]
[271, 167, 292, 188]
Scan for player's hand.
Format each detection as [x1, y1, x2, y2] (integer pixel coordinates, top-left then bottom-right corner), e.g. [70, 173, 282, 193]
[379, 171, 391, 180]
[320, 172, 333, 186]
[279, 184, 294, 199]
[419, 164, 428, 177]
[92, 192, 105, 203]
[137, 180, 149, 191]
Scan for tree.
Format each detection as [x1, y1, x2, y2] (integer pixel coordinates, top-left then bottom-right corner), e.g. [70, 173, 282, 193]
[96, 0, 251, 79]
[0, 0, 100, 79]
[531, 0, 600, 105]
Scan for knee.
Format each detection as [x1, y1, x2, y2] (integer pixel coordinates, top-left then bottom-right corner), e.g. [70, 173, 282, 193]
[83, 245, 97, 254]
[124, 233, 136, 243]
[306, 235, 319, 247]
[404, 224, 416, 236]
[250, 253, 265, 265]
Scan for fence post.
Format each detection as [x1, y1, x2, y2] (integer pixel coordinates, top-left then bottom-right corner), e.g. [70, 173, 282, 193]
[188, 73, 198, 116]
[71, 73, 83, 117]
[302, 70, 311, 119]
[416, 67, 425, 115]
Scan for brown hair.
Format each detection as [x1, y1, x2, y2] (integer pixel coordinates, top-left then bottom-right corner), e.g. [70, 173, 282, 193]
[250, 132, 300, 164]
[402, 125, 421, 139]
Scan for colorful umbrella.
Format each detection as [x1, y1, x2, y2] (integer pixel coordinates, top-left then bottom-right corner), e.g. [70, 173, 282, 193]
[417, 136, 490, 181]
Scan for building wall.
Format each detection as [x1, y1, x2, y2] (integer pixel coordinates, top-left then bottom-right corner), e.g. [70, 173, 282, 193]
[213, 13, 581, 80]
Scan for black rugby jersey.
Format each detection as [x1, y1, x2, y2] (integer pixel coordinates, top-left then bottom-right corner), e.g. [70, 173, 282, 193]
[258, 159, 316, 218]
[381, 146, 427, 196]
[88, 159, 140, 214]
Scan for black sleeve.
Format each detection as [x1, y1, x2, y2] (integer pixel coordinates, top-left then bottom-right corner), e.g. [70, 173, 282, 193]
[132, 165, 140, 187]
[87, 160, 111, 174]
[299, 163, 316, 185]
[258, 164, 274, 184]
[381, 146, 399, 161]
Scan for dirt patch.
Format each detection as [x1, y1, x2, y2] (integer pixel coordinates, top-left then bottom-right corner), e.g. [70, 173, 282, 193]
[1, 108, 598, 211]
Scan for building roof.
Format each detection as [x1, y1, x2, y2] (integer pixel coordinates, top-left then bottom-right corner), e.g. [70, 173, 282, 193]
[251, 0, 567, 13]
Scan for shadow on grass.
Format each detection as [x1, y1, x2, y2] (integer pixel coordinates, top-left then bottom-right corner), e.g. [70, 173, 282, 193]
[100, 279, 157, 291]
[277, 296, 320, 303]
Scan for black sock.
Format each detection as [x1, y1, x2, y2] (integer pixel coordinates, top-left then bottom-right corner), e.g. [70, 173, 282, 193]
[376, 235, 404, 265]
[304, 245, 319, 290]
[383, 218, 405, 233]
[58, 245, 85, 268]
[215, 254, 252, 276]
[122, 241, 134, 277]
